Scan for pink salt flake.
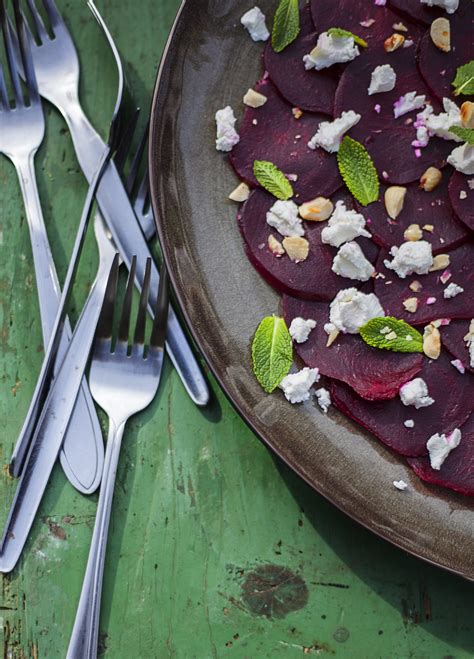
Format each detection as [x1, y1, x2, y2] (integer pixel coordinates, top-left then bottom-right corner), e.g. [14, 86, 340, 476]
[451, 359, 465, 374]
[382, 171, 389, 180]
[374, 104, 381, 114]
[439, 318, 451, 326]
[440, 269, 451, 284]
[360, 19, 376, 27]
[426, 296, 437, 305]
[414, 148, 421, 158]
[375, 0, 386, 5]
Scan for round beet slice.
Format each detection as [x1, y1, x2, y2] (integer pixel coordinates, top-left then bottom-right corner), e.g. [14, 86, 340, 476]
[389, 0, 443, 25]
[238, 189, 379, 301]
[449, 170, 474, 232]
[331, 350, 474, 457]
[418, 3, 474, 102]
[230, 78, 341, 200]
[334, 46, 452, 184]
[374, 242, 474, 325]
[264, 5, 337, 114]
[283, 295, 423, 400]
[441, 318, 474, 373]
[361, 176, 470, 254]
[408, 414, 474, 496]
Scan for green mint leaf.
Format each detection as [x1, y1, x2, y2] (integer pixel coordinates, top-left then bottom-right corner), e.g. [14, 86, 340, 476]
[360, 317, 423, 353]
[337, 136, 379, 206]
[252, 316, 293, 393]
[448, 125, 474, 145]
[327, 27, 368, 48]
[272, 0, 300, 53]
[253, 160, 294, 200]
[452, 60, 474, 96]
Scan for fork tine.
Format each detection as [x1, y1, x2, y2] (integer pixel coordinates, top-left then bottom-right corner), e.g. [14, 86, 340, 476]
[13, 1, 39, 101]
[132, 258, 151, 351]
[117, 255, 136, 345]
[95, 254, 120, 341]
[41, 0, 62, 30]
[1, 0, 24, 107]
[114, 107, 140, 178]
[0, 63, 8, 109]
[125, 121, 149, 194]
[25, 0, 48, 42]
[149, 266, 169, 351]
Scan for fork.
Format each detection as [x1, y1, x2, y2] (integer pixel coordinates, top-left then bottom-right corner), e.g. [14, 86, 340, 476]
[0, 0, 103, 494]
[66, 256, 169, 659]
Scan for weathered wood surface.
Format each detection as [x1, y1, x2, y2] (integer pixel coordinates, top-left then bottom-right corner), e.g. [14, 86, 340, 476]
[0, 1, 473, 656]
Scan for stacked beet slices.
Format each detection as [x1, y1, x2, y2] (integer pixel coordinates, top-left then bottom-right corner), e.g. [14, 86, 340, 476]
[228, 0, 474, 495]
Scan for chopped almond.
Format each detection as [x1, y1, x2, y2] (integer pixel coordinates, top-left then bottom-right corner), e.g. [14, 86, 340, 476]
[423, 324, 441, 360]
[403, 224, 422, 242]
[384, 186, 407, 220]
[268, 234, 285, 257]
[282, 236, 309, 262]
[384, 33, 405, 52]
[429, 254, 450, 272]
[326, 329, 339, 347]
[299, 197, 333, 222]
[409, 280, 423, 292]
[430, 17, 450, 53]
[228, 182, 250, 202]
[460, 101, 474, 129]
[420, 167, 442, 192]
[243, 88, 267, 108]
[403, 297, 419, 313]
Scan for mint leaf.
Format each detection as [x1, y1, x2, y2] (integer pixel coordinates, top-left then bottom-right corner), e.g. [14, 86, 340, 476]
[272, 0, 300, 53]
[253, 160, 294, 200]
[252, 316, 293, 392]
[452, 60, 474, 96]
[449, 125, 474, 145]
[360, 317, 423, 353]
[337, 136, 379, 206]
[327, 27, 368, 48]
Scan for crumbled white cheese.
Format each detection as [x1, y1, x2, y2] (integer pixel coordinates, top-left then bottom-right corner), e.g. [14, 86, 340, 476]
[320, 201, 371, 247]
[447, 144, 474, 175]
[368, 64, 397, 96]
[416, 99, 463, 145]
[332, 241, 375, 281]
[420, 0, 459, 13]
[215, 106, 240, 152]
[451, 359, 465, 374]
[404, 419, 415, 428]
[303, 32, 359, 71]
[289, 317, 317, 343]
[315, 387, 331, 413]
[266, 200, 304, 238]
[399, 378, 434, 409]
[393, 92, 426, 119]
[308, 111, 361, 153]
[444, 282, 464, 299]
[279, 367, 320, 404]
[426, 428, 461, 470]
[240, 7, 269, 41]
[393, 480, 408, 491]
[384, 240, 433, 279]
[329, 288, 385, 334]
[324, 322, 336, 335]
[464, 319, 474, 368]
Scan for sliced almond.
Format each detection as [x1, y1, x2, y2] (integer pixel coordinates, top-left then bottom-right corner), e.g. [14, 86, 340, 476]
[243, 88, 267, 108]
[403, 297, 419, 313]
[282, 236, 309, 262]
[460, 101, 474, 129]
[228, 182, 250, 202]
[268, 234, 285, 257]
[384, 186, 407, 219]
[423, 224, 434, 232]
[393, 22, 408, 32]
[409, 280, 423, 292]
[420, 166, 442, 192]
[326, 329, 339, 347]
[403, 223, 422, 242]
[429, 253, 450, 272]
[299, 197, 334, 222]
[384, 33, 405, 52]
[423, 324, 441, 360]
[430, 17, 450, 53]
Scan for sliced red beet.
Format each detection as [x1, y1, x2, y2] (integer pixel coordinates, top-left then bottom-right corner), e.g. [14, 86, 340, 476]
[331, 350, 474, 457]
[230, 78, 341, 200]
[334, 46, 452, 184]
[449, 170, 474, 232]
[374, 242, 474, 325]
[408, 414, 474, 496]
[360, 176, 470, 253]
[441, 318, 474, 373]
[264, 5, 337, 114]
[388, 0, 443, 25]
[283, 295, 423, 399]
[417, 3, 474, 102]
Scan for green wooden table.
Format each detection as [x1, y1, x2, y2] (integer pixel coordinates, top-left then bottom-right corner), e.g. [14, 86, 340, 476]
[1, 2, 473, 657]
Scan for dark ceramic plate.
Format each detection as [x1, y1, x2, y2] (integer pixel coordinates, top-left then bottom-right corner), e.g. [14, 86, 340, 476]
[149, 0, 474, 580]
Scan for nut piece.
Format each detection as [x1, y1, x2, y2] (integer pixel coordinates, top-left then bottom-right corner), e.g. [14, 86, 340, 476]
[282, 236, 309, 262]
[268, 234, 285, 257]
[423, 324, 441, 360]
[420, 167, 442, 192]
[403, 297, 419, 313]
[228, 182, 250, 202]
[393, 22, 408, 32]
[326, 329, 339, 347]
[243, 88, 267, 108]
[422, 224, 434, 232]
[384, 33, 405, 52]
[460, 101, 474, 129]
[404, 223, 423, 242]
[409, 280, 423, 292]
[292, 107, 303, 119]
[384, 185, 407, 219]
[299, 197, 334, 222]
[429, 253, 450, 272]
[430, 17, 450, 53]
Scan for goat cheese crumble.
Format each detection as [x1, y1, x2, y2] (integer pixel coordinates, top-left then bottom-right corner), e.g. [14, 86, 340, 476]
[368, 64, 397, 95]
[420, 0, 459, 13]
[330, 288, 385, 334]
[279, 367, 320, 403]
[332, 241, 375, 281]
[289, 317, 317, 343]
[444, 282, 464, 299]
[393, 92, 426, 119]
[399, 378, 435, 409]
[215, 106, 240, 152]
[315, 387, 331, 413]
[384, 240, 433, 278]
[415, 99, 462, 148]
[426, 428, 461, 470]
[240, 7, 269, 41]
[447, 144, 474, 175]
[404, 419, 415, 428]
[303, 32, 359, 71]
[266, 200, 304, 238]
[321, 201, 371, 247]
[393, 480, 408, 490]
[308, 111, 361, 152]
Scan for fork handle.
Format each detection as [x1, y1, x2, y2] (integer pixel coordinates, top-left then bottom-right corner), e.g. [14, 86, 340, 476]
[66, 419, 126, 659]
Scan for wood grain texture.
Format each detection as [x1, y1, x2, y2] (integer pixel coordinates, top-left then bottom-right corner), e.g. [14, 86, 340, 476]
[0, 1, 473, 656]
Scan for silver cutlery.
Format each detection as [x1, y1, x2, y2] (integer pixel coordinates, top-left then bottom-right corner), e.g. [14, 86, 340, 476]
[66, 257, 169, 659]
[0, 0, 104, 494]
